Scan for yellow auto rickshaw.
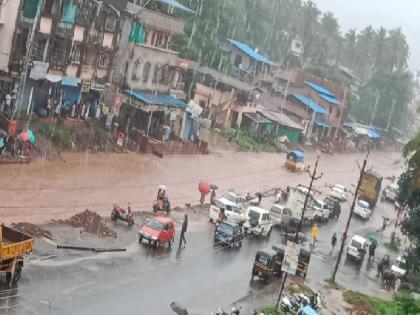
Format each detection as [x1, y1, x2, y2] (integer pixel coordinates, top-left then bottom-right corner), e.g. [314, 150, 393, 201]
[285, 150, 305, 172]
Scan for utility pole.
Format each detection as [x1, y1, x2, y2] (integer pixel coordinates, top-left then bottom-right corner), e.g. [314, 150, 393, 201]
[369, 91, 380, 127]
[276, 156, 322, 308]
[386, 100, 396, 132]
[331, 153, 369, 283]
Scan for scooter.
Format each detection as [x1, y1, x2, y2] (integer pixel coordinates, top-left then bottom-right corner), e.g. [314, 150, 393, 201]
[153, 197, 171, 214]
[280, 294, 301, 314]
[111, 204, 134, 227]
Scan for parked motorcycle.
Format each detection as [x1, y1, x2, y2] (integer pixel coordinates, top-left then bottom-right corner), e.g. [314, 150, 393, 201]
[111, 204, 134, 227]
[280, 294, 301, 314]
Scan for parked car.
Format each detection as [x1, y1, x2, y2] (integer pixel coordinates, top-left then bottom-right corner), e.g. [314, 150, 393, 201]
[270, 204, 292, 227]
[330, 184, 347, 201]
[214, 221, 243, 248]
[353, 199, 371, 220]
[208, 197, 245, 224]
[224, 191, 246, 209]
[346, 235, 367, 262]
[324, 196, 341, 219]
[314, 200, 330, 222]
[243, 206, 273, 237]
[391, 256, 407, 277]
[382, 183, 399, 202]
[139, 216, 175, 248]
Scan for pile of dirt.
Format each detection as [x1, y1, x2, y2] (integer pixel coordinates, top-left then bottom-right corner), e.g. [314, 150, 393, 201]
[11, 222, 53, 239]
[59, 209, 116, 238]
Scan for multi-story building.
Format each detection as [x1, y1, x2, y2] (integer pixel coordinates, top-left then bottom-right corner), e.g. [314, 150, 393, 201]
[8, 0, 122, 113]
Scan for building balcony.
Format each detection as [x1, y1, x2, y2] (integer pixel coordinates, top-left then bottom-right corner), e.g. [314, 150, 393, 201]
[127, 3, 185, 34]
[19, 11, 35, 26]
[56, 22, 74, 37]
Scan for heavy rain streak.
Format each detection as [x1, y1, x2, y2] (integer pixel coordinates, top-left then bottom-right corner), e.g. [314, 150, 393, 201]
[0, 0, 420, 314]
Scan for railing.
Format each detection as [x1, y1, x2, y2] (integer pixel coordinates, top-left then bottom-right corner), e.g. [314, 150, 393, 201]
[19, 12, 35, 24]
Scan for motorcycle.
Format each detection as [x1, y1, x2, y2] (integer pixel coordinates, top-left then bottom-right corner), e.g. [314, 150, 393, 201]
[111, 204, 134, 227]
[153, 196, 171, 214]
[280, 294, 301, 314]
[296, 292, 321, 311]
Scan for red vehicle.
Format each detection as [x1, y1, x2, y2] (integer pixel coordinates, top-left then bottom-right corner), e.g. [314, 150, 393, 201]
[139, 216, 175, 248]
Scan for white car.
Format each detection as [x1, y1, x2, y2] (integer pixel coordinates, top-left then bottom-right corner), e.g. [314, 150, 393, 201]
[391, 256, 407, 277]
[224, 191, 246, 209]
[208, 197, 244, 224]
[382, 183, 399, 202]
[346, 235, 367, 262]
[243, 206, 273, 237]
[330, 184, 347, 201]
[270, 204, 292, 227]
[353, 199, 371, 219]
[314, 200, 330, 222]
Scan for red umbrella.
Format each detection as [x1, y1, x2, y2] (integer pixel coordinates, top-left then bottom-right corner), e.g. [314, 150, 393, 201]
[18, 131, 30, 142]
[198, 180, 211, 195]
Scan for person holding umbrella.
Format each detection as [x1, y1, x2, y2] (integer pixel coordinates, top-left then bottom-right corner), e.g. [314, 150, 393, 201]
[198, 180, 211, 206]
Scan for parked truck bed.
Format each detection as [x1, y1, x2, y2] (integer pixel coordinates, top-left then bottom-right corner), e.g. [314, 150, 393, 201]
[1, 225, 34, 262]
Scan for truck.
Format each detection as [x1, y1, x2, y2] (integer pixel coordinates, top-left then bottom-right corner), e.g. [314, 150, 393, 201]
[359, 170, 383, 208]
[285, 186, 324, 225]
[1, 224, 34, 287]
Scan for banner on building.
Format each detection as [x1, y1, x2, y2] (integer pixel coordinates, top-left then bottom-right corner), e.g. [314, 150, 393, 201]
[281, 241, 301, 275]
[113, 92, 124, 110]
[30, 61, 49, 80]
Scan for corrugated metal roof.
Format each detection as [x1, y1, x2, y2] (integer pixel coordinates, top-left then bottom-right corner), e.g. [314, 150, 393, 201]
[258, 110, 304, 130]
[125, 89, 186, 108]
[156, 0, 194, 13]
[244, 113, 272, 124]
[292, 94, 329, 115]
[227, 39, 272, 64]
[306, 81, 340, 105]
[314, 119, 330, 128]
[368, 128, 381, 139]
[197, 66, 254, 91]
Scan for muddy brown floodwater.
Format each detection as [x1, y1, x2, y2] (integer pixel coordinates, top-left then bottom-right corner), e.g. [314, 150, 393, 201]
[0, 149, 403, 224]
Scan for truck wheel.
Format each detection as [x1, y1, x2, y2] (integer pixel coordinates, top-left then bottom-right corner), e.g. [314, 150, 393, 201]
[267, 228, 272, 237]
[13, 265, 22, 283]
[5, 272, 11, 284]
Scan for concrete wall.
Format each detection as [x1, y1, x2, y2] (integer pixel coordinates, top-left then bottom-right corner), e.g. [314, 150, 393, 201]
[0, 0, 20, 72]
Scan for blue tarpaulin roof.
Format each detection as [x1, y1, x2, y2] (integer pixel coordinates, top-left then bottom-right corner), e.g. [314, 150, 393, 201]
[306, 81, 340, 105]
[156, 0, 194, 13]
[292, 94, 329, 115]
[227, 39, 272, 64]
[61, 76, 81, 87]
[288, 150, 304, 161]
[368, 128, 381, 139]
[314, 119, 330, 128]
[125, 89, 187, 108]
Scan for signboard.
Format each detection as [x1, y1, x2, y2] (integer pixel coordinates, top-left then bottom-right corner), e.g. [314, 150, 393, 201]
[281, 241, 301, 275]
[112, 92, 124, 110]
[81, 81, 91, 93]
[30, 61, 49, 80]
[91, 82, 106, 91]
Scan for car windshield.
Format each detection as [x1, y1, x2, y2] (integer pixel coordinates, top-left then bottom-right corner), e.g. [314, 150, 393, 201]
[357, 200, 369, 208]
[218, 222, 234, 234]
[351, 239, 363, 248]
[214, 199, 226, 209]
[225, 194, 237, 203]
[248, 209, 260, 221]
[270, 206, 282, 214]
[257, 254, 269, 265]
[146, 219, 164, 231]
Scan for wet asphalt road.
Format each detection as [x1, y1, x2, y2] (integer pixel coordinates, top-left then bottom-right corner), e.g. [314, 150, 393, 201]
[1, 195, 400, 315]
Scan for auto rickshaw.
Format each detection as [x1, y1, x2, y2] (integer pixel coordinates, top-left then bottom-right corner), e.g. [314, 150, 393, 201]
[251, 248, 282, 282]
[271, 243, 311, 279]
[285, 150, 305, 172]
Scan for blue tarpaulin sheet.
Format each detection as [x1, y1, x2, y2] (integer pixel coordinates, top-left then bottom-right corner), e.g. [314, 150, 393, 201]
[306, 81, 340, 105]
[61, 76, 80, 87]
[227, 39, 272, 64]
[302, 305, 319, 315]
[292, 94, 329, 115]
[314, 119, 330, 128]
[288, 150, 304, 161]
[125, 89, 186, 108]
[156, 0, 194, 13]
[368, 128, 381, 139]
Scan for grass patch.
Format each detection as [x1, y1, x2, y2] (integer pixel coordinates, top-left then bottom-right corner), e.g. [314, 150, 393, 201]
[259, 306, 285, 315]
[343, 290, 376, 314]
[37, 123, 72, 149]
[217, 128, 280, 152]
[385, 233, 401, 252]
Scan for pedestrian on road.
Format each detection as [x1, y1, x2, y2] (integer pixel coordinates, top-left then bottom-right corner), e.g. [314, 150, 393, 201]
[179, 214, 188, 249]
[311, 224, 318, 247]
[330, 232, 337, 253]
[210, 189, 216, 205]
[256, 191, 262, 205]
[368, 242, 377, 261]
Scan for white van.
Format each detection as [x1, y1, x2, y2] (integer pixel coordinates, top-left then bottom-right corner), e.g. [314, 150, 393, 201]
[243, 206, 273, 237]
[270, 204, 292, 227]
[208, 197, 244, 224]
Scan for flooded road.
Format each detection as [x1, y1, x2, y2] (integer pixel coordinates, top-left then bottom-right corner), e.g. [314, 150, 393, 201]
[0, 150, 405, 314]
[0, 150, 402, 224]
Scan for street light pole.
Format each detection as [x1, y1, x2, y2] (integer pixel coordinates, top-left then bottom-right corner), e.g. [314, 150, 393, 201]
[369, 91, 380, 127]
[331, 153, 369, 283]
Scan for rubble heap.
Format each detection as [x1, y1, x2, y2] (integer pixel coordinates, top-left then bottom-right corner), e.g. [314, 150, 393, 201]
[11, 222, 53, 239]
[61, 209, 116, 238]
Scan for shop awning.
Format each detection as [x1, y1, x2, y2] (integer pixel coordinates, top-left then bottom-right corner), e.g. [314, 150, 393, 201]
[244, 113, 272, 124]
[292, 94, 329, 115]
[61, 76, 81, 87]
[125, 89, 186, 108]
[46, 74, 62, 83]
[156, 0, 194, 13]
[314, 119, 330, 128]
[368, 128, 381, 139]
[258, 110, 304, 130]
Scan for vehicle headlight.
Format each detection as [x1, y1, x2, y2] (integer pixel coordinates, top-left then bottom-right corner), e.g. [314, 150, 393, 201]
[151, 235, 158, 240]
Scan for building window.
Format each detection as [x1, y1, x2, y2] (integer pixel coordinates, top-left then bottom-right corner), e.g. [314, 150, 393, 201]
[151, 30, 168, 49]
[105, 15, 117, 32]
[70, 42, 82, 64]
[335, 109, 341, 118]
[43, 0, 56, 15]
[234, 54, 242, 67]
[131, 58, 142, 81]
[61, 0, 78, 24]
[159, 64, 173, 84]
[98, 52, 111, 69]
[143, 62, 151, 82]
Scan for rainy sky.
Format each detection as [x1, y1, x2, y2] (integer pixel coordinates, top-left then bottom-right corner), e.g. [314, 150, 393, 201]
[312, 0, 420, 72]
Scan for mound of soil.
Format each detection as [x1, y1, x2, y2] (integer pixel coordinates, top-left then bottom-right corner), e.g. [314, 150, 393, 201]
[58, 209, 116, 238]
[11, 222, 53, 239]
